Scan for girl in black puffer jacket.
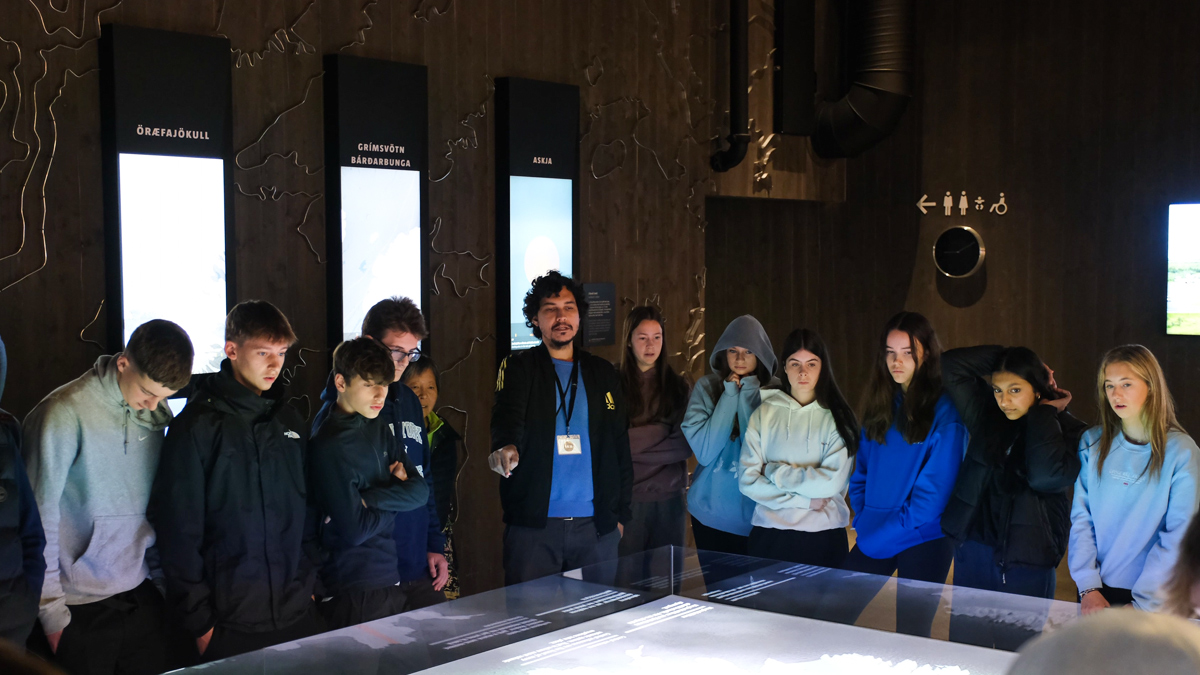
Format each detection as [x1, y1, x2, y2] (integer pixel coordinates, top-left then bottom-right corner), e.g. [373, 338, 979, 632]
[940, 346, 1087, 651]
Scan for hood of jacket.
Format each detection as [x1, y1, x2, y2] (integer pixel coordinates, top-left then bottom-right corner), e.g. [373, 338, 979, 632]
[758, 388, 829, 440]
[194, 358, 281, 421]
[88, 353, 172, 431]
[710, 315, 776, 375]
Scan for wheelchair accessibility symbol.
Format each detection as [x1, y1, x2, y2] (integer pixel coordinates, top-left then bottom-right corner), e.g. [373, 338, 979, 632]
[988, 193, 1008, 215]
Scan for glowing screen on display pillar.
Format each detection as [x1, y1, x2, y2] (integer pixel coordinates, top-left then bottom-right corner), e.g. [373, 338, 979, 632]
[1168, 204, 1200, 335]
[509, 175, 574, 350]
[118, 153, 227, 373]
[339, 166, 422, 341]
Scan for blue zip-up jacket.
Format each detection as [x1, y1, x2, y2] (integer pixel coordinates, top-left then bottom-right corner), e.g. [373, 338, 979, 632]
[682, 315, 778, 537]
[313, 372, 443, 584]
[849, 393, 967, 559]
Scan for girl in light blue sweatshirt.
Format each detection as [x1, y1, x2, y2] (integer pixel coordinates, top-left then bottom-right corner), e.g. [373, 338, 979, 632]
[1070, 344, 1200, 613]
[683, 315, 777, 556]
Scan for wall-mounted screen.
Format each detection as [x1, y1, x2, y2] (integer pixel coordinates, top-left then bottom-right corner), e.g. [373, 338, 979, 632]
[495, 77, 580, 360]
[339, 166, 422, 341]
[324, 55, 428, 351]
[118, 153, 228, 373]
[1168, 203, 1200, 335]
[101, 25, 234, 378]
[509, 176, 574, 350]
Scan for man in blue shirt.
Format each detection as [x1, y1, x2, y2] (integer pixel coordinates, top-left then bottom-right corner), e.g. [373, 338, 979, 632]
[489, 272, 633, 584]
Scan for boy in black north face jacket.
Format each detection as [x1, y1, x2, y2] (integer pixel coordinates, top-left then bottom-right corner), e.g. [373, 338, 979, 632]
[150, 301, 323, 662]
[309, 338, 429, 629]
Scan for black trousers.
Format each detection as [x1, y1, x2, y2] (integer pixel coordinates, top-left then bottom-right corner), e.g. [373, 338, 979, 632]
[503, 517, 620, 586]
[48, 580, 183, 675]
[1101, 585, 1134, 607]
[747, 526, 849, 569]
[616, 497, 686, 587]
[0, 575, 39, 646]
[320, 585, 408, 631]
[201, 607, 324, 663]
[824, 537, 956, 638]
[320, 578, 447, 631]
[689, 516, 754, 590]
[620, 496, 687, 556]
[689, 516, 749, 556]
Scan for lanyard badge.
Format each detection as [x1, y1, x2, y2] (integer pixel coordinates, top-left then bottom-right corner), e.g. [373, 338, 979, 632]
[556, 360, 582, 455]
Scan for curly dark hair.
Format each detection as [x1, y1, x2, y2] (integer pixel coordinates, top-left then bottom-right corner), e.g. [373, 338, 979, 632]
[362, 296, 428, 341]
[333, 337, 395, 387]
[522, 270, 587, 340]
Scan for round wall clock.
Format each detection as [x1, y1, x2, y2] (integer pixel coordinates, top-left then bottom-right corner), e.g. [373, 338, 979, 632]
[933, 226, 986, 278]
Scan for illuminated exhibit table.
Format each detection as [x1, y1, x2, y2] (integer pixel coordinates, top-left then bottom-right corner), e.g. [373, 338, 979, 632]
[179, 547, 1079, 674]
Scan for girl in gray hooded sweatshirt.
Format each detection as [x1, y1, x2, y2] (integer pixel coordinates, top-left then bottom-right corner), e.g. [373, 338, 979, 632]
[683, 315, 777, 555]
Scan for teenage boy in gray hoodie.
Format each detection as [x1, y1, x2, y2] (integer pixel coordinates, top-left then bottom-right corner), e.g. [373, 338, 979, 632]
[23, 320, 194, 674]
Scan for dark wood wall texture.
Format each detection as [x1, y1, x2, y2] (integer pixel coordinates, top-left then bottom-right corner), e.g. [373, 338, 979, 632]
[0, 0, 732, 595]
[711, 0, 1200, 436]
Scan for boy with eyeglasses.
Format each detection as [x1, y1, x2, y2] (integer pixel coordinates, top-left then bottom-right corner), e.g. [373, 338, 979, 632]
[313, 297, 446, 612]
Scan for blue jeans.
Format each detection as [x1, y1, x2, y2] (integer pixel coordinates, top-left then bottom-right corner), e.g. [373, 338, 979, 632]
[948, 539, 1056, 651]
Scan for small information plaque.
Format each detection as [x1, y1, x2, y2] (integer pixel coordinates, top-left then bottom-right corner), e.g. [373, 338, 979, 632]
[583, 282, 616, 347]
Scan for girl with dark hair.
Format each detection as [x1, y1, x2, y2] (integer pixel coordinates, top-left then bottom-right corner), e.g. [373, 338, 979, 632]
[1070, 345, 1199, 613]
[940, 345, 1086, 649]
[682, 315, 778, 556]
[840, 311, 966, 637]
[617, 306, 693, 558]
[739, 329, 858, 568]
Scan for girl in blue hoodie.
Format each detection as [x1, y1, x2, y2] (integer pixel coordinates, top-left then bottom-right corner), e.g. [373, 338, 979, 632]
[1070, 344, 1199, 614]
[683, 315, 778, 556]
[842, 311, 966, 637]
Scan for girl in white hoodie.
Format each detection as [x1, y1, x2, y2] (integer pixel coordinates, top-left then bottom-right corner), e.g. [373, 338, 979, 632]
[739, 328, 860, 568]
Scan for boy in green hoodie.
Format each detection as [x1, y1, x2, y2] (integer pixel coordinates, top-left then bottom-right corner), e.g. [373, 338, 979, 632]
[310, 338, 429, 629]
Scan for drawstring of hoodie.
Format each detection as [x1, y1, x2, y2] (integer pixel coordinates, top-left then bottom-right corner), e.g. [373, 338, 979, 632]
[124, 408, 129, 455]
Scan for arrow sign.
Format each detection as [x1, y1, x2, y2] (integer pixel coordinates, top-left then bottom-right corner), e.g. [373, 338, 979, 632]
[916, 194, 936, 215]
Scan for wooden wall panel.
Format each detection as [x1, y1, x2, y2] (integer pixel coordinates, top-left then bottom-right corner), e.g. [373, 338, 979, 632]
[705, 69, 923, 404]
[0, 0, 744, 595]
[906, 0, 1200, 434]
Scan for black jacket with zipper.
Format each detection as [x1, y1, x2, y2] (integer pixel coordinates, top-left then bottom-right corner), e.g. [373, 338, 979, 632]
[309, 410, 428, 596]
[150, 359, 319, 637]
[491, 344, 633, 534]
[940, 346, 1088, 569]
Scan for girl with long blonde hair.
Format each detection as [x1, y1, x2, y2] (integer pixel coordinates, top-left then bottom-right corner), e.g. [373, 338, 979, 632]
[1069, 344, 1200, 613]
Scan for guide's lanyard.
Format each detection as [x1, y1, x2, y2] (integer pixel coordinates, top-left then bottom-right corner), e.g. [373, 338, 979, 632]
[555, 359, 581, 435]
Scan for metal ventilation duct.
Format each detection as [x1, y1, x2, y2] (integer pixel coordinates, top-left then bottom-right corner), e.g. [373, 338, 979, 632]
[812, 0, 914, 158]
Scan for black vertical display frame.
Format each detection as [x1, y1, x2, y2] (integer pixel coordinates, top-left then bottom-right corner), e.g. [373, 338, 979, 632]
[495, 77, 580, 363]
[99, 23, 235, 364]
[323, 55, 430, 354]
